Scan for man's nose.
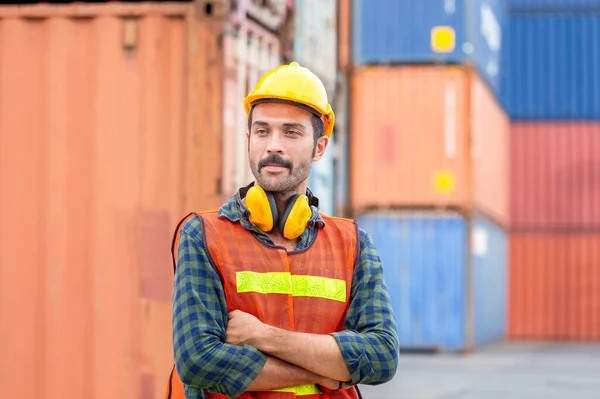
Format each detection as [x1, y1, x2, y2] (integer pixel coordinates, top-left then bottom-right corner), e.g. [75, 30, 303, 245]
[266, 132, 284, 154]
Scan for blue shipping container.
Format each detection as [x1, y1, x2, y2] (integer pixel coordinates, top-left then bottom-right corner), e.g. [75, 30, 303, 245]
[472, 216, 508, 347]
[507, 0, 600, 11]
[357, 212, 507, 351]
[501, 13, 600, 119]
[353, 0, 505, 99]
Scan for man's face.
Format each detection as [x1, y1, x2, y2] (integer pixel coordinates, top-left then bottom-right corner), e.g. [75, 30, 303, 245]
[247, 102, 328, 193]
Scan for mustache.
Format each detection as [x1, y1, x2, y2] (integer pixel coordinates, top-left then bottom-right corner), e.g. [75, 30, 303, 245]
[258, 154, 293, 170]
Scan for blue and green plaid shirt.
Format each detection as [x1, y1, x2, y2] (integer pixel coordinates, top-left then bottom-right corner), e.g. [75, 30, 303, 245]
[172, 193, 399, 398]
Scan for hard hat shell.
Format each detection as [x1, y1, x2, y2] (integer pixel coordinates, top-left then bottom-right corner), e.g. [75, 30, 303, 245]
[244, 62, 335, 138]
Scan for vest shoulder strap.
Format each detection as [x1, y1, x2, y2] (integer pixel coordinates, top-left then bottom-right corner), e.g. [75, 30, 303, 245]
[170, 210, 219, 272]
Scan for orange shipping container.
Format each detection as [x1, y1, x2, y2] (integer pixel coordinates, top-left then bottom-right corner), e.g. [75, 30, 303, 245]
[509, 234, 600, 341]
[350, 65, 508, 226]
[0, 3, 224, 399]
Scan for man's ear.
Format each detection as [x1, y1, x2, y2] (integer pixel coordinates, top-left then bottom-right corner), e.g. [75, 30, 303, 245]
[312, 136, 329, 162]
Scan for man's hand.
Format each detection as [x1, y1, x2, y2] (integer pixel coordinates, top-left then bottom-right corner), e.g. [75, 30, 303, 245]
[226, 309, 267, 346]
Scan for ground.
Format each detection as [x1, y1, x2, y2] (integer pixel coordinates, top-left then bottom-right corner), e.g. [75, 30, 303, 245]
[357, 342, 600, 399]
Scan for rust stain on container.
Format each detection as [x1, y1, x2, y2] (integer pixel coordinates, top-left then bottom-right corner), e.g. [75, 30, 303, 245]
[509, 234, 600, 341]
[510, 122, 600, 231]
[139, 211, 173, 301]
[350, 65, 508, 225]
[0, 3, 223, 399]
[141, 373, 156, 399]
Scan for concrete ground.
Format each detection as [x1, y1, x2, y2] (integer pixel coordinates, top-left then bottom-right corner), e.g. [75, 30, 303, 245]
[357, 341, 600, 399]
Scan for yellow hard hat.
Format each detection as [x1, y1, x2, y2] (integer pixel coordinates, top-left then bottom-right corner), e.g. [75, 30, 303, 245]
[244, 62, 335, 138]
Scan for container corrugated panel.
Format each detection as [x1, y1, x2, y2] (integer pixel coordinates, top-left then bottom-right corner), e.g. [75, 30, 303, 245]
[510, 123, 600, 231]
[294, 0, 337, 94]
[350, 65, 508, 226]
[509, 234, 600, 340]
[353, 0, 505, 99]
[357, 212, 507, 351]
[472, 74, 509, 226]
[338, 0, 351, 71]
[507, 0, 600, 10]
[141, 300, 174, 399]
[472, 215, 508, 347]
[501, 13, 600, 120]
[357, 212, 467, 351]
[0, 4, 213, 399]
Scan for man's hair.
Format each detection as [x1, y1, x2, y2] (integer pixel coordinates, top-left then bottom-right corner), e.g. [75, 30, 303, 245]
[247, 103, 325, 147]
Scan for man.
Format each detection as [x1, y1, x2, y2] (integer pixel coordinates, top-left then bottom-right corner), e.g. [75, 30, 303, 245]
[168, 62, 398, 399]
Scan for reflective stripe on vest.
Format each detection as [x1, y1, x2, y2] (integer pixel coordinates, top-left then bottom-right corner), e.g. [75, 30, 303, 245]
[236, 271, 347, 302]
[272, 384, 322, 395]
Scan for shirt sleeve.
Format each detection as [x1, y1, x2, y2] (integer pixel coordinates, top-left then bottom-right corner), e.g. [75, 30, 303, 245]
[172, 216, 267, 398]
[330, 227, 399, 386]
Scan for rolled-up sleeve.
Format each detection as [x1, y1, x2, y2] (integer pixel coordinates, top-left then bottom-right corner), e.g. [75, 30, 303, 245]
[172, 217, 267, 398]
[330, 228, 399, 386]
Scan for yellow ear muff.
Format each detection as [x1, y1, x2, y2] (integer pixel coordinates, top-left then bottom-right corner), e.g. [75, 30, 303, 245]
[246, 186, 278, 232]
[279, 195, 312, 240]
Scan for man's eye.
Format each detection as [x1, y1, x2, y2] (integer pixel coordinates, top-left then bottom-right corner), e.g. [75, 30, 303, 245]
[255, 129, 268, 135]
[286, 130, 300, 135]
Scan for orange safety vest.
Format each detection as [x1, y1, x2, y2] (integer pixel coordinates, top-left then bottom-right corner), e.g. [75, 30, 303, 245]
[165, 211, 361, 399]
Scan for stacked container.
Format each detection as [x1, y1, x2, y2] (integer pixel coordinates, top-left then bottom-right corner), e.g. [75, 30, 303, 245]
[293, 0, 338, 216]
[501, 0, 600, 340]
[348, 0, 509, 351]
[0, 2, 289, 399]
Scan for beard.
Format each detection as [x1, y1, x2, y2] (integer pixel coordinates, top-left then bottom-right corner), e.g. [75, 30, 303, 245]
[250, 153, 312, 193]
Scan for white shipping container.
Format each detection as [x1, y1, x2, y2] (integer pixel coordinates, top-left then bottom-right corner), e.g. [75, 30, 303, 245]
[293, 0, 337, 94]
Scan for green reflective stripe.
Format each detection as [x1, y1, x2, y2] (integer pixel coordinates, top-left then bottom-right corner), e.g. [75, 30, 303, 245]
[236, 271, 292, 295]
[271, 384, 322, 395]
[235, 272, 347, 302]
[292, 275, 346, 303]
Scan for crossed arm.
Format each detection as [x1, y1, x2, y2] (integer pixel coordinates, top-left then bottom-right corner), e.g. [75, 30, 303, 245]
[172, 219, 399, 398]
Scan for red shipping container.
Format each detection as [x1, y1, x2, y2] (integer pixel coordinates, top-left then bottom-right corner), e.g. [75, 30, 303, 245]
[510, 122, 600, 231]
[509, 234, 600, 341]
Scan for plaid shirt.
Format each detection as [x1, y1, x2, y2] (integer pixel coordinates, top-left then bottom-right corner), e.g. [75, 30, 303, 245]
[172, 194, 399, 398]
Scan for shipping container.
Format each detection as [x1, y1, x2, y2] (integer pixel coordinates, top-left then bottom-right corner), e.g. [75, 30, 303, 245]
[509, 234, 600, 341]
[353, 0, 505, 100]
[350, 65, 508, 226]
[293, 0, 337, 94]
[357, 211, 507, 352]
[510, 123, 600, 231]
[501, 12, 600, 120]
[220, 19, 282, 198]
[0, 3, 224, 399]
